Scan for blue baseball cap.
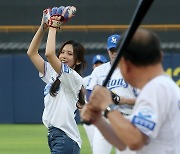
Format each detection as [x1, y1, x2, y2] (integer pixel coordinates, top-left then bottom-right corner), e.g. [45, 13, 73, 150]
[92, 54, 107, 64]
[107, 34, 121, 50]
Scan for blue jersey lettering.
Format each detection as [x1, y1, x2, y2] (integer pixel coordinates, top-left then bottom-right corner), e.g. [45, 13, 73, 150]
[106, 78, 128, 89]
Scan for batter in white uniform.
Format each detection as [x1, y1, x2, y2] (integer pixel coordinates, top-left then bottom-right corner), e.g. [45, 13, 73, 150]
[130, 75, 180, 154]
[81, 28, 180, 154]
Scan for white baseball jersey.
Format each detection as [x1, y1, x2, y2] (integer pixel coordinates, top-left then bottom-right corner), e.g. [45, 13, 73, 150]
[130, 75, 180, 154]
[39, 62, 82, 148]
[83, 75, 90, 88]
[86, 62, 138, 115]
[83, 75, 96, 148]
[86, 62, 138, 154]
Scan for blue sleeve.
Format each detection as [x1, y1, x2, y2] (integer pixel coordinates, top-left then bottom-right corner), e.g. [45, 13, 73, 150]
[86, 89, 92, 101]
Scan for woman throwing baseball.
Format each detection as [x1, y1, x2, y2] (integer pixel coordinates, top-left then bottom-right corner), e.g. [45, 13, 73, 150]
[27, 6, 86, 154]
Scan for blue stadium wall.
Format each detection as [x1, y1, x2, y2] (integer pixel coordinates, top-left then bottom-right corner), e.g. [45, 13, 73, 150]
[0, 0, 180, 123]
[0, 52, 180, 123]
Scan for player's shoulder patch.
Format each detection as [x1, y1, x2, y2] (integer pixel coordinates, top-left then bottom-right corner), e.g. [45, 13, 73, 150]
[132, 116, 155, 130]
[44, 83, 52, 96]
[62, 63, 72, 73]
[132, 107, 156, 131]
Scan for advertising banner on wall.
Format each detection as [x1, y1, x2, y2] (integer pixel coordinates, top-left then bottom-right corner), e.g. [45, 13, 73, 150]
[163, 53, 180, 87]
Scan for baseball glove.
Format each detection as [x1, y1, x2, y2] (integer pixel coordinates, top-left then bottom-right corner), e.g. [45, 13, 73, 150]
[43, 6, 76, 29]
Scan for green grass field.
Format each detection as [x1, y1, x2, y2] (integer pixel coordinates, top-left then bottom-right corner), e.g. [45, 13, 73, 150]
[0, 124, 92, 154]
[0, 124, 115, 154]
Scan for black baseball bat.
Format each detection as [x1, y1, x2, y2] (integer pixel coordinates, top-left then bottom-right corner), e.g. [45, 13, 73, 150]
[83, 0, 154, 125]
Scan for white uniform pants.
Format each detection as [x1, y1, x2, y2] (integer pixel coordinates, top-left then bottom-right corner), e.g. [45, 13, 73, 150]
[83, 124, 96, 148]
[92, 127, 136, 154]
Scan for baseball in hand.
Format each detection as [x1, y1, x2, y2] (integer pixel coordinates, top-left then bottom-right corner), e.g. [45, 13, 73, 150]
[68, 6, 76, 18]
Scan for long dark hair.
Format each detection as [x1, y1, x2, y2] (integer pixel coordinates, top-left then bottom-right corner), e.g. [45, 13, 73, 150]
[49, 40, 87, 108]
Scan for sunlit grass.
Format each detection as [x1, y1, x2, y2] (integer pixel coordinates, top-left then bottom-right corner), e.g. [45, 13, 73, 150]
[0, 124, 116, 154]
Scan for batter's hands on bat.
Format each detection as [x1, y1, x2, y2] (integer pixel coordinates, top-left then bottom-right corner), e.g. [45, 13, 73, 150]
[89, 86, 113, 111]
[81, 86, 113, 124]
[80, 103, 101, 125]
[42, 6, 76, 29]
[80, 86, 113, 124]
